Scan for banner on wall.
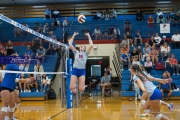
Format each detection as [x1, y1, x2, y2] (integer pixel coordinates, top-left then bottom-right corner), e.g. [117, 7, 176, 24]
[160, 23, 170, 33]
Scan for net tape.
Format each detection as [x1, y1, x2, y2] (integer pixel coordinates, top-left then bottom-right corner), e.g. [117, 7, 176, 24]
[0, 14, 67, 48]
[0, 70, 66, 74]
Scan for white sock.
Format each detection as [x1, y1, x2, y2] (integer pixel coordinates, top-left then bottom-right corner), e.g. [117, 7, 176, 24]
[141, 100, 146, 105]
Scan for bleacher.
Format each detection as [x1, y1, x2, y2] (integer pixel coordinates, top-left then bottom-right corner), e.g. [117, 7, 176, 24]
[121, 48, 180, 100]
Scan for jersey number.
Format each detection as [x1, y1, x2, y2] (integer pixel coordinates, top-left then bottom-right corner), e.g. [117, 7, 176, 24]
[79, 54, 83, 58]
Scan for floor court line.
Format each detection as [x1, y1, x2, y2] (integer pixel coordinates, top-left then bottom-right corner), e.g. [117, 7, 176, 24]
[49, 96, 90, 120]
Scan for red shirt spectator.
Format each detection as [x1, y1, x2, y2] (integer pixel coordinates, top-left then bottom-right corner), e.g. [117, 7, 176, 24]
[147, 15, 154, 28]
[169, 57, 178, 64]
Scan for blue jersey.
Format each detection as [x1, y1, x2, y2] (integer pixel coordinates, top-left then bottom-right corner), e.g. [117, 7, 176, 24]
[1, 64, 23, 90]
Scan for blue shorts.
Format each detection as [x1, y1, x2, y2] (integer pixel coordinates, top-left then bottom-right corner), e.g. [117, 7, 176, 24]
[150, 88, 162, 100]
[72, 68, 86, 78]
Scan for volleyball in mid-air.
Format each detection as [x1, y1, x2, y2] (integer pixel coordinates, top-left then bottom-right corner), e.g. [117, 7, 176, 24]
[78, 15, 86, 24]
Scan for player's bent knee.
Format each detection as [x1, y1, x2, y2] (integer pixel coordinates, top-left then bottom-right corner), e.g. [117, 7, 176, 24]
[15, 102, 20, 108]
[1, 107, 8, 113]
[8, 106, 15, 112]
[79, 87, 85, 92]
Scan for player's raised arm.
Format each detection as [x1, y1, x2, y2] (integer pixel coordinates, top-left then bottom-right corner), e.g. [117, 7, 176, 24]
[69, 32, 79, 52]
[85, 33, 93, 54]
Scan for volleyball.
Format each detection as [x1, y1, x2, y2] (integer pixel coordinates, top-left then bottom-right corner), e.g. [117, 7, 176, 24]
[78, 15, 86, 23]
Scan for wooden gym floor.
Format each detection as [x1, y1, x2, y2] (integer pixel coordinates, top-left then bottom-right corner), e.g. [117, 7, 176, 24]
[1, 95, 180, 120]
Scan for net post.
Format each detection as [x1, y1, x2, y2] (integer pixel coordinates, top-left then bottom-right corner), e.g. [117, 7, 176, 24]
[76, 81, 79, 108]
[66, 58, 73, 108]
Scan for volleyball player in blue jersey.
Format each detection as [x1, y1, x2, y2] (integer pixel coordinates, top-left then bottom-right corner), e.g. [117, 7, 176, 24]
[130, 64, 170, 120]
[0, 63, 33, 120]
[69, 32, 93, 93]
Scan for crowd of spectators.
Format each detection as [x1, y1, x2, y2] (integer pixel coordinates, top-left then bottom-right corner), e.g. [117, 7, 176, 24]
[93, 9, 117, 20]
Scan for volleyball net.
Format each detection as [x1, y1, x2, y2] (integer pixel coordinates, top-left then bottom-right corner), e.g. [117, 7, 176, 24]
[0, 14, 74, 109]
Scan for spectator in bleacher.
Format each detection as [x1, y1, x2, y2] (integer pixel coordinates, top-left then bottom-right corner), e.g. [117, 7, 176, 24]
[165, 71, 177, 90]
[132, 56, 140, 65]
[137, 46, 142, 60]
[27, 74, 39, 92]
[171, 30, 180, 49]
[172, 13, 180, 27]
[131, 47, 139, 60]
[126, 32, 133, 46]
[14, 27, 22, 37]
[99, 72, 111, 97]
[94, 27, 102, 40]
[18, 73, 27, 92]
[149, 46, 159, 65]
[111, 26, 120, 40]
[52, 9, 60, 19]
[170, 9, 176, 20]
[49, 31, 56, 39]
[33, 22, 39, 32]
[160, 42, 170, 61]
[134, 30, 142, 46]
[103, 28, 109, 40]
[120, 44, 129, 54]
[165, 14, 171, 23]
[142, 43, 151, 61]
[0, 43, 5, 55]
[44, 8, 52, 20]
[148, 36, 156, 47]
[93, 10, 102, 20]
[39, 23, 43, 33]
[160, 35, 169, 47]
[147, 15, 154, 38]
[104, 10, 110, 20]
[120, 51, 131, 70]
[108, 26, 114, 37]
[136, 10, 142, 21]
[36, 45, 46, 63]
[144, 56, 152, 74]
[24, 45, 33, 57]
[54, 18, 60, 26]
[6, 40, 15, 55]
[62, 17, 69, 27]
[41, 74, 49, 92]
[53, 38, 61, 55]
[49, 23, 56, 32]
[42, 40, 50, 50]
[22, 22, 29, 36]
[156, 9, 165, 23]
[87, 74, 99, 96]
[34, 60, 44, 81]
[120, 35, 129, 48]
[43, 23, 50, 35]
[169, 54, 179, 75]
[159, 72, 173, 100]
[154, 33, 162, 47]
[2, 50, 7, 56]
[32, 34, 42, 53]
[110, 9, 117, 19]
[124, 20, 132, 34]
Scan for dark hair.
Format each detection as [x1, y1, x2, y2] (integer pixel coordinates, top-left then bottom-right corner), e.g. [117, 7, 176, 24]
[131, 64, 149, 81]
[42, 74, 47, 79]
[29, 74, 34, 77]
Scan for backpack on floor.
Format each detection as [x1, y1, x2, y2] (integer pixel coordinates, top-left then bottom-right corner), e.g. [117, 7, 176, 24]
[47, 89, 57, 99]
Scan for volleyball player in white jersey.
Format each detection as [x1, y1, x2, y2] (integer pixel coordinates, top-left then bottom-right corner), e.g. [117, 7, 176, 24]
[69, 32, 93, 93]
[130, 64, 170, 120]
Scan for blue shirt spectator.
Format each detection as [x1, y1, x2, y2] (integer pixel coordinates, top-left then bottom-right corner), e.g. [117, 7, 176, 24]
[160, 83, 170, 89]
[25, 45, 33, 56]
[121, 53, 131, 61]
[44, 8, 52, 20]
[43, 40, 50, 50]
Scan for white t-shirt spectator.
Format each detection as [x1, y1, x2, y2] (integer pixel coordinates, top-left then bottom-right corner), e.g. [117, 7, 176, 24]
[94, 29, 101, 34]
[172, 34, 180, 41]
[154, 36, 162, 44]
[132, 61, 140, 65]
[113, 28, 120, 35]
[62, 20, 69, 26]
[161, 46, 170, 53]
[144, 62, 152, 67]
[53, 10, 60, 15]
[156, 12, 163, 17]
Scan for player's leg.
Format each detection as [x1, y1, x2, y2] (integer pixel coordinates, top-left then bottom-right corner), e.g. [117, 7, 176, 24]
[78, 76, 85, 92]
[8, 91, 16, 120]
[70, 75, 78, 93]
[0, 90, 11, 120]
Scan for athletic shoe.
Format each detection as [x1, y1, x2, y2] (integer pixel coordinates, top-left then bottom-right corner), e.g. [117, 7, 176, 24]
[140, 113, 150, 117]
[168, 103, 174, 112]
[89, 93, 92, 97]
[4, 116, 9, 120]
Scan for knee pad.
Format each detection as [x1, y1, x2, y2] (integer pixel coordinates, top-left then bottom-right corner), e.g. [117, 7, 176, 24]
[141, 100, 146, 105]
[156, 114, 163, 120]
[144, 109, 150, 113]
[1, 107, 8, 113]
[8, 106, 15, 112]
[15, 102, 20, 108]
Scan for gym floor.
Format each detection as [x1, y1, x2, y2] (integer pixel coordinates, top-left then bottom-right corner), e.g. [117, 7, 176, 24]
[1, 95, 180, 120]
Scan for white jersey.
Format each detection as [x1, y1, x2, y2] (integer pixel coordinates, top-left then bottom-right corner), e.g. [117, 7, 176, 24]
[73, 50, 88, 69]
[133, 71, 156, 97]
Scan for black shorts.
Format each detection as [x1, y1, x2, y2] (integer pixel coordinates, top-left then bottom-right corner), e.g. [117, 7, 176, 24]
[0, 87, 14, 92]
[162, 89, 170, 93]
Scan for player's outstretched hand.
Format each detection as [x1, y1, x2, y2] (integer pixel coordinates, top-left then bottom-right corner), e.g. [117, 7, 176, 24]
[73, 32, 79, 36]
[85, 32, 90, 36]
